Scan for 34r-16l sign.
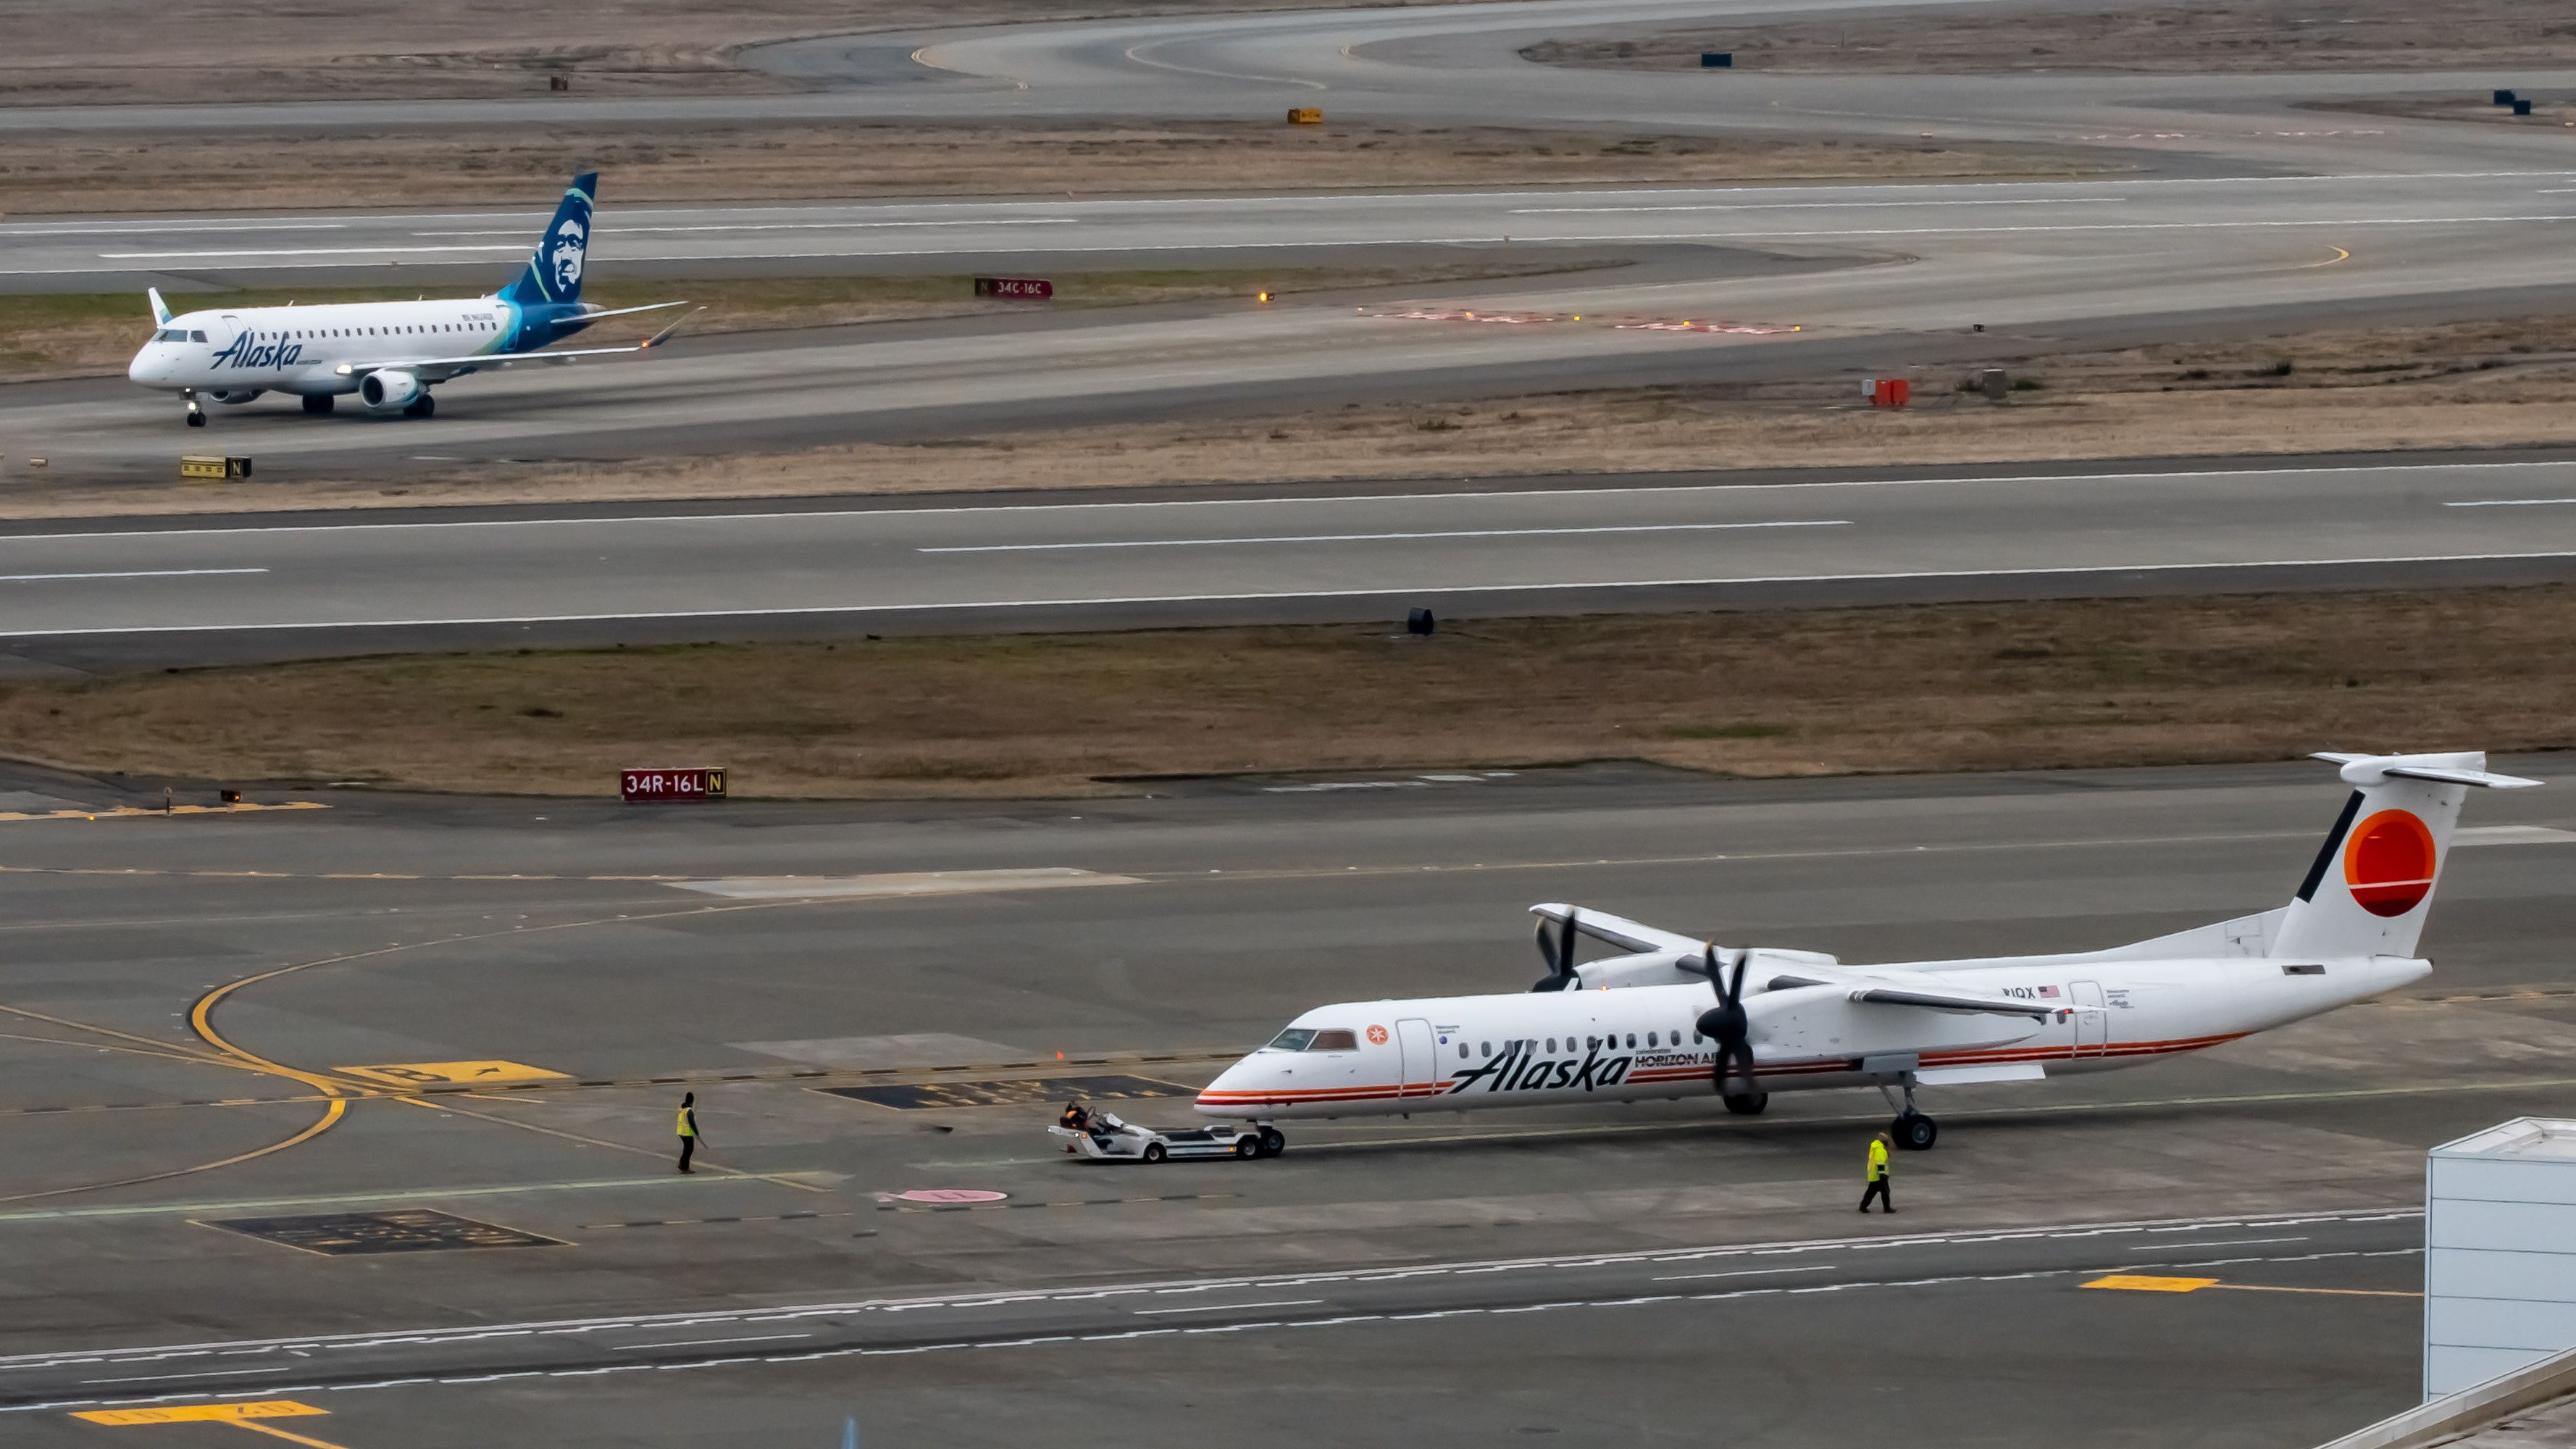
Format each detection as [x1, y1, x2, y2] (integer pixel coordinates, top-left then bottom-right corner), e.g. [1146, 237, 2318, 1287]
[622, 768, 725, 803]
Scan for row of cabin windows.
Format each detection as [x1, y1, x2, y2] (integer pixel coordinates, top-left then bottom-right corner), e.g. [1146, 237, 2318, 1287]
[1457, 1030, 1701, 1060]
[250, 322, 495, 341]
[1271, 1027, 1708, 1058]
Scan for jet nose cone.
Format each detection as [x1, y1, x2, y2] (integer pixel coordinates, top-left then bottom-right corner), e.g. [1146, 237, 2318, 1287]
[1195, 1059, 1252, 1116]
[128, 348, 168, 385]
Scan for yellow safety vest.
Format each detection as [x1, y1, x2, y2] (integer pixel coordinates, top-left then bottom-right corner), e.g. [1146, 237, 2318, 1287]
[1868, 1140, 1889, 1180]
[676, 1108, 696, 1137]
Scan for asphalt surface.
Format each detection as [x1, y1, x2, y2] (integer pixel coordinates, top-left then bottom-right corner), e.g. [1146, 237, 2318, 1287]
[5, 455, 2576, 666]
[4, 754, 2575, 1445]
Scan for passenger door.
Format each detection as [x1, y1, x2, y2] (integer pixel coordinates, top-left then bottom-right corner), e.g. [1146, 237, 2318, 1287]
[1397, 1019, 1437, 1095]
[2071, 980, 2107, 1055]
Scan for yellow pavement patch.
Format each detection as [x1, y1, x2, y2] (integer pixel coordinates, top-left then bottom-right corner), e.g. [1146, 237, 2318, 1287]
[0, 803, 327, 825]
[2083, 1274, 2221, 1293]
[75, 1400, 326, 1424]
[335, 1060, 568, 1087]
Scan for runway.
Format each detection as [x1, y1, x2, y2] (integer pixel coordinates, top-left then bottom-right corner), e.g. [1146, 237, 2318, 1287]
[1, 753, 2569, 1444]
[4, 455, 2575, 664]
[15, 160, 2576, 489]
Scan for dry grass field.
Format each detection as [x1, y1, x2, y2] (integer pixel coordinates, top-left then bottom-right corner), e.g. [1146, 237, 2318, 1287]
[5, 588, 2571, 798]
[0, 122, 2120, 217]
[0, 0, 1459, 106]
[1524, 0, 2576, 73]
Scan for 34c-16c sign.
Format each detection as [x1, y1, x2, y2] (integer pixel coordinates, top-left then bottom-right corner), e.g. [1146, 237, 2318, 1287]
[622, 768, 726, 803]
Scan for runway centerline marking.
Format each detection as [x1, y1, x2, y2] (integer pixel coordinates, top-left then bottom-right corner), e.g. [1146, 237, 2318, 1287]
[918, 520, 1852, 553]
[1133, 1300, 1325, 1316]
[15, 550, 2575, 638]
[1651, 1264, 1836, 1282]
[97, 246, 528, 260]
[2449, 498, 2576, 508]
[0, 569, 266, 583]
[8, 458, 2566, 543]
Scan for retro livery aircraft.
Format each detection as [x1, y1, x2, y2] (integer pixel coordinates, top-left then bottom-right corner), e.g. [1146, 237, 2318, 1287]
[1197, 751, 2535, 1156]
[127, 173, 690, 426]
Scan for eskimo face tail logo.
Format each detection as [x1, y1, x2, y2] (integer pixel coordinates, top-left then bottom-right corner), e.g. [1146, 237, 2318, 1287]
[550, 218, 586, 292]
[2343, 809, 2437, 917]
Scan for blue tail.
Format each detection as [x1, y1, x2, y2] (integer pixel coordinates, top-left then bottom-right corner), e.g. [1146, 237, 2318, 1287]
[498, 173, 596, 307]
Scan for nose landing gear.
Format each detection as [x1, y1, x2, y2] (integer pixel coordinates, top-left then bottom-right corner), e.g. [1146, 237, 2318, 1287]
[183, 392, 205, 428]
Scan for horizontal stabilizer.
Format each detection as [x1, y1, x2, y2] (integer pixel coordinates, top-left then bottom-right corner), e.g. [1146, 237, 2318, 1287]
[1527, 903, 1705, 958]
[2314, 752, 2541, 790]
[1916, 1063, 2046, 1086]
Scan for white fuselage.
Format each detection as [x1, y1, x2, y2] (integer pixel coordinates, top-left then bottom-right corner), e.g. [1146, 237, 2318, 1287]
[129, 298, 513, 398]
[1195, 952, 2427, 1120]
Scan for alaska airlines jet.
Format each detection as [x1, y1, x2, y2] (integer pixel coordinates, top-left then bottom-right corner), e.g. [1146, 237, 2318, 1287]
[1195, 751, 2535, 1158]
[127, 174, 688, 426]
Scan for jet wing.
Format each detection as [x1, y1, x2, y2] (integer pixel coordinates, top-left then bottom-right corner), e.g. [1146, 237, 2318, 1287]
[335, 306, 700, 381]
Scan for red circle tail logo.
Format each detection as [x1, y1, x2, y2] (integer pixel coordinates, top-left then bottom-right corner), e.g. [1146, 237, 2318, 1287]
[2343, 809, 2438, 919]
[1366, 1024, 1389, 1045]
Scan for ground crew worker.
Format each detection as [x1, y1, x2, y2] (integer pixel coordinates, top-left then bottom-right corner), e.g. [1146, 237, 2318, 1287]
[1859, 1130, 1894, 1214]
[676, 1092, 703, 1174]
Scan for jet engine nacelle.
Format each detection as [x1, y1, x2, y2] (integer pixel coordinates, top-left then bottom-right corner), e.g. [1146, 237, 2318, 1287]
[204, 388, 264, 405]
[359, 369, 422, 412]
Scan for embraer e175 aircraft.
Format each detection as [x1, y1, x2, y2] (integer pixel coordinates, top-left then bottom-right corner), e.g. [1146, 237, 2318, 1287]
[1197, 751, 2533, 1157]
[127, 173, 687, 426]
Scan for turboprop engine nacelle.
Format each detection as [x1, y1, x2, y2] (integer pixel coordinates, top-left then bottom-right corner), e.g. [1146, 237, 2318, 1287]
[204, 388, 264, 405]
[359, 369, 421, 412]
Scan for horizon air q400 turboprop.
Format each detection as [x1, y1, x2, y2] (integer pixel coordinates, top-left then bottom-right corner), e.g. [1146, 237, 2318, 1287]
[126, 172, 693, 426]
[1195, 751, 2536, 1158]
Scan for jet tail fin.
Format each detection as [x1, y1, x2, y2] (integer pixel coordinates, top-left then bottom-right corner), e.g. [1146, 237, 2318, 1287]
[498, 172, 597, 308]
[148, 288, 171, 327]
[2269, 751, 2538, 961]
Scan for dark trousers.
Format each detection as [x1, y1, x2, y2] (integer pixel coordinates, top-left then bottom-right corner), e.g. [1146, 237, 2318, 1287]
[1859, 1176, 1891, 1213]
[677, 1136, 696, 1174]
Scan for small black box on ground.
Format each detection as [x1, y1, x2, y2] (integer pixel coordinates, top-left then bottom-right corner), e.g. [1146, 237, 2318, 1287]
[1702, 51, 1733, 67]
[2514, 99, 2535, 115]
[1407, 607, 1436, 636]
[2496, 89, 2518, 106]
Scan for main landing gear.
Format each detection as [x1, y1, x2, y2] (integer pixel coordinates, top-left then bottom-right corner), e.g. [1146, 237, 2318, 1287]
[402, 393, 435, 419]
[302, 393, 335, 415]
[1881, 1080, 1939, 1151]
[1722, 1092, 1769, 1116]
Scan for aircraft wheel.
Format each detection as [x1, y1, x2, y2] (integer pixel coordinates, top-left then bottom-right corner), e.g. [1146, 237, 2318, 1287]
[403, 393, 436, 419]
[1894, 1112, 1938, 1151]
[302, 394, 335, 415]
[1257, 1127, 1286, 1158]
[1722, 1092, 1769, 1116]
[1141, 1143, 1166, 1164]
[1235, 1137, 1259, 1159]
[184, 409, 206, 428]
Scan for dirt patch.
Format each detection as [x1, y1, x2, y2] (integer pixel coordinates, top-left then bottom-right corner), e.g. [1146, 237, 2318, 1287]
[7, 588, 2572, 798]
[0, 121, 2123, 217]
[18, 312, 2576, 521]
[0, 260, 1621, 384]
[1522, 0, 2576, 74]
[0, 0, 1457, 107]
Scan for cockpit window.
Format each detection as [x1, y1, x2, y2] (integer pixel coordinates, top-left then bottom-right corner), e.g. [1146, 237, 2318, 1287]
[1307, 1029, 1360, 1052]
[153, 327, 184, 342]
[1265, 1028, 1316, 1052]
[191, 330, 207, 343]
